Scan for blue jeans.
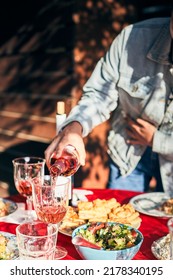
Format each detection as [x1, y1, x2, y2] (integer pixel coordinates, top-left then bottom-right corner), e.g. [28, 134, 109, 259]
[107, 147, 163, 192]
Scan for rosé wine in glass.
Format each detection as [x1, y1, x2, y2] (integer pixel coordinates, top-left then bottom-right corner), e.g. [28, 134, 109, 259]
[16, 179, 32, 197]
[36, 205, 67, 224]
[12, 157, 45, 221]
[32, 176, 70, 259]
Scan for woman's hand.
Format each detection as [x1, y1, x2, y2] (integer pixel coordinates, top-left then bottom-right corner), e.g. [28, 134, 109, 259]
[125, 116, 157, 146]
[44, 121, 86, 168]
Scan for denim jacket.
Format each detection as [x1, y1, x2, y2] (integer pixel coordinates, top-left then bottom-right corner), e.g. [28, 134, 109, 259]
[63, 17, 173, 195]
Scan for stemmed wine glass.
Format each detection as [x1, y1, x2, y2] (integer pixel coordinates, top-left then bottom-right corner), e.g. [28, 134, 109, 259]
[12, 156, 45, 221]
[32, 176, 70, 259]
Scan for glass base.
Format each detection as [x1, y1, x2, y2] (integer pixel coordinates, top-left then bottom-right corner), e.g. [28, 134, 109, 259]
[54, 246, 68, 259]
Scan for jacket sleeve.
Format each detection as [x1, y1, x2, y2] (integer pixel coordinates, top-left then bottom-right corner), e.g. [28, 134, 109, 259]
[61, 30, 126, 137]
[153, 130, 173, 159]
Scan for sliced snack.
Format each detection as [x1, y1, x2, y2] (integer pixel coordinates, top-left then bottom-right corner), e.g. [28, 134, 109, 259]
[108, 203, 141, 228]
[60, 198, 141, 235]
[59, 206, 85, 235]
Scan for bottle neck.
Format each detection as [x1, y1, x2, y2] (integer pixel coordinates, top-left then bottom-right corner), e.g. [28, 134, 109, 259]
[50, 157, 67, 176]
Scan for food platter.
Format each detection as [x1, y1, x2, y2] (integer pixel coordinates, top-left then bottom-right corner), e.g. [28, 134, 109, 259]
[0, 231, 19, 260]
[0, 198, 18, 218]
[59, 197, 142, 236]
[151, 234, 170, 260]
[129, 192, 173, 218]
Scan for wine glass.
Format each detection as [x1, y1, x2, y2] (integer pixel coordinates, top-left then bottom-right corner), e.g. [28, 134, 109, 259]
[12, 156, 45, 221]
[32, 176, 70, 259]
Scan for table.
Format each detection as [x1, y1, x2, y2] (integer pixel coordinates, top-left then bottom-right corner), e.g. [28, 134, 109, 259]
[0, 189, 170, 260]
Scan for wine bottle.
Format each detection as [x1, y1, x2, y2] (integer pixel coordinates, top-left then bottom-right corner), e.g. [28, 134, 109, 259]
[55, 101, 74, 205]
[50, 145, 80, 177]
[56, 101, 67, 133]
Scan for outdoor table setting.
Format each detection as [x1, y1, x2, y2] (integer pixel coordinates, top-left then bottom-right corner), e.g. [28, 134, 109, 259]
[0, 187, 172, 260]
[0, 145, 173, 260]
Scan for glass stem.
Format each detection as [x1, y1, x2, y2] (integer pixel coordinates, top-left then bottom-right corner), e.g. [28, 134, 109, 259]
[26, 196, 33, 220]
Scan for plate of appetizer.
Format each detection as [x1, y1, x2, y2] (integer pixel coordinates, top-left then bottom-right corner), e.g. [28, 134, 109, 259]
[151, 234, 170, 260]
[129, 192, 173, 218]
[59, 198, 142, 236]
[0, 198, 18, 218]
[0, 231, 19, 260]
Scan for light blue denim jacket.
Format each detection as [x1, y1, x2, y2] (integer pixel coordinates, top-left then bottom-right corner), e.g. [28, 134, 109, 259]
[63, 17, 173, 195]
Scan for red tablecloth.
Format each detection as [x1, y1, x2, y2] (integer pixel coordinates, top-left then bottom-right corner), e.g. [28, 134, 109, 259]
[0, 189, 170, 260]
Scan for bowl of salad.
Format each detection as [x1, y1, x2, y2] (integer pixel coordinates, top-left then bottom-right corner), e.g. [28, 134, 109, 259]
[71, 222, 143, 260]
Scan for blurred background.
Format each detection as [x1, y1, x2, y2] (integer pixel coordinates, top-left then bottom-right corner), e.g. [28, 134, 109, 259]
[0, 0, 172, 196]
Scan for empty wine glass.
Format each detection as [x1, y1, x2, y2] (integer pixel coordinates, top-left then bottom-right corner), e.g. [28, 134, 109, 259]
[12, 156, 45, 221]
[32, 176, 70, 259]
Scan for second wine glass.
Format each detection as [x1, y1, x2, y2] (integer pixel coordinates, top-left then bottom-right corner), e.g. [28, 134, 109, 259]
[32, 176, 70, 259]
[12, 156, 45, 221]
